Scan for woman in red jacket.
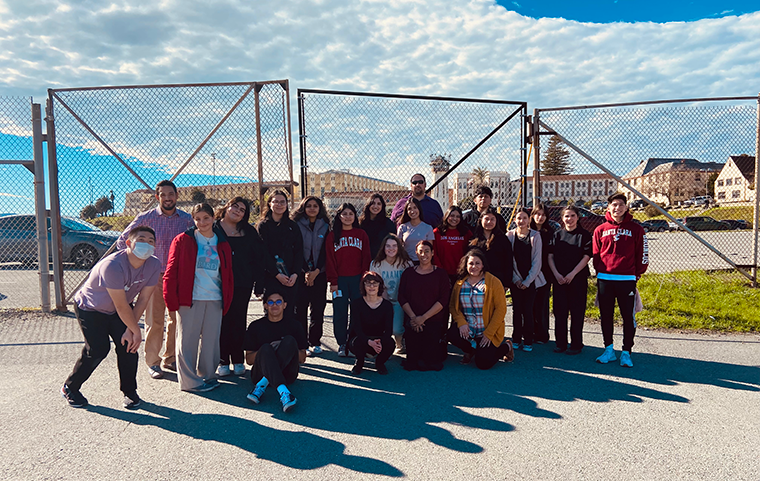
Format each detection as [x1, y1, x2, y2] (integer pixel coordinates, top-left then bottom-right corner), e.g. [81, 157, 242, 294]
[325, 203, 371, 358]
[164, 203, 234, 393]
[433, 205, 471, 286]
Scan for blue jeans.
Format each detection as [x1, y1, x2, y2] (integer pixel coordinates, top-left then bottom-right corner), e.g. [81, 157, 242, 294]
[333, 275, 362, 346]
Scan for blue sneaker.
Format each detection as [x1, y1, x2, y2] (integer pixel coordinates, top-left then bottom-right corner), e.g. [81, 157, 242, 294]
[522, 344, 533, 352]
[596, 345, 617, 364]
[247, 386, 266, 404]
[280, 392, 297, 412]
[620, 350, 633, 368]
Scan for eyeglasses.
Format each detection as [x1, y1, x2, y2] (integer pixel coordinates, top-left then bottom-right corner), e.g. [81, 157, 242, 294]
[266, 299, 284, 306]
[270, 200, 287, 205]
[364, 280, 380, 286]
[411, 180, 425, 185]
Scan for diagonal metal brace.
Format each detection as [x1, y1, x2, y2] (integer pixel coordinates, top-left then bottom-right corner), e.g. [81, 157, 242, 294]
[538, 119, 755, 283]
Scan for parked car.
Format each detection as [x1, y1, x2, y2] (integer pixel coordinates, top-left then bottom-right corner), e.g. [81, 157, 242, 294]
[546, 206, 606, 234]
[0, 215, 119, 269]
[591, 201, 607, 211]
[682, 196, 713, 207]
[682, 216, 730, 231]
[720, 219, 750, 230]
[641, 219, 670, 233]
[628, 199, 647, 210]
[668, 218, 684, 231]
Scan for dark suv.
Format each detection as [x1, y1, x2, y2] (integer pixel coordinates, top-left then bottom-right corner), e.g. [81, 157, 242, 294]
[546, 206, 606, 233]
[682, 216, 730, 231]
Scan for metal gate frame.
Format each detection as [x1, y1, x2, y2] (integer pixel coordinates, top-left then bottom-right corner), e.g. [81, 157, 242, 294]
[0, 100, 50, 311]
[533, 95, 760, 285]
[46, 80, 293, 311]
[297, 89, 529, 206]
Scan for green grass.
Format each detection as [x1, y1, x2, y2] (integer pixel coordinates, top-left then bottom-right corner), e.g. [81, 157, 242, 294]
[89, 215, 136, 232]
[632, 205, 755, 223]
[583, 271, 760, 332]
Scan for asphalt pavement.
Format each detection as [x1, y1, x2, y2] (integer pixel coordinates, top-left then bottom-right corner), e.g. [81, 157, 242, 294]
[0, 303, 758, 480]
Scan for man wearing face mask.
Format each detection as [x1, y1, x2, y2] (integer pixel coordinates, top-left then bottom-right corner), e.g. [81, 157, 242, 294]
[61, 226, 162, 409]
[117, 180, 193, 380]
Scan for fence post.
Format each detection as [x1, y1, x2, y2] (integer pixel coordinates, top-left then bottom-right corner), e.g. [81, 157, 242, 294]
[753, 93, 760, 287]
[532, 109, 540, 207]
[32, 102, 50, 312]
[254, 84, 266, 210]
[298, 91, 308, 200]
[45, 93, 66, 311]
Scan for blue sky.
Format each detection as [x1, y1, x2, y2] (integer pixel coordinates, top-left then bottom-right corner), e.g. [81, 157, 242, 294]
[1, 0, 759, 215]
[495, 0, 757, 23]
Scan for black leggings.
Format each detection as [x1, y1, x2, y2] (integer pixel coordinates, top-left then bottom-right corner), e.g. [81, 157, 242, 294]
[250, 335, 300, 387]
[348, 336, 394, 367]
[446, 326, 509, 370]
[220, 286, 253, 365]
[295, 272, 328, 346]
[553, 276, 588, 350]
[511, 284, 536, 345]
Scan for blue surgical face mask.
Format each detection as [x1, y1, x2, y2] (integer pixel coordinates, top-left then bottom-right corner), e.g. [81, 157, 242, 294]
[131, 241, 155, 260]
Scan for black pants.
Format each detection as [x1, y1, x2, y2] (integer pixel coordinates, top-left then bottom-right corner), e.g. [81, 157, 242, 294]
[446, 326, 509, 370]
[511, 284, 536, 345]
[65, 305, 138, 395]
[295, 272, 328, 347]
[220, 286, 253, 365]
[533, 283, 551, 343]
[553, 277, 588, 350]
[404, 319, 447, 365]
[597, 279, 637, 352]
[250, 335, 300, 387]
[348, 335, 394, 367]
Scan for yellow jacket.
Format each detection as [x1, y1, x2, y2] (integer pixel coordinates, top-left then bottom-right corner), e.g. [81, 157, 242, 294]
[449, 272, 507, 347]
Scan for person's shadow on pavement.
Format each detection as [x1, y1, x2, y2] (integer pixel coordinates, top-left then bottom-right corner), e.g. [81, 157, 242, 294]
[89, 402, 404, 477]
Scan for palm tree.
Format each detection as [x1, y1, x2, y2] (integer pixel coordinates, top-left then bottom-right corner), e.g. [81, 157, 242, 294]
[471, 167, 490, 187]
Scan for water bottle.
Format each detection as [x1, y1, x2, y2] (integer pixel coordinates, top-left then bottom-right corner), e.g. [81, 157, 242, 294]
[275, 255, 289, 276]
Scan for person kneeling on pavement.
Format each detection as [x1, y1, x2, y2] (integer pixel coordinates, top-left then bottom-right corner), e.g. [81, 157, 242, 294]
[348, 271, 395, 376]
[61, 226, 161, 409]
[244, 289, 308, 412]
[447, 249, 514, 369]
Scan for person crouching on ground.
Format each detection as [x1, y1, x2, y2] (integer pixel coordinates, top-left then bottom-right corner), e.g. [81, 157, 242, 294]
[244, 290, 308, 413]
[447, 249, 513, 369]
[164, 203, 234, 393]
[348, 271, 395, 375]
[61, 226, 161, 409]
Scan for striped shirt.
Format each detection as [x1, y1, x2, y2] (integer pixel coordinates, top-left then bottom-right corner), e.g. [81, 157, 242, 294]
[460, 278, 486, 336]
[117, 207, 193, 271]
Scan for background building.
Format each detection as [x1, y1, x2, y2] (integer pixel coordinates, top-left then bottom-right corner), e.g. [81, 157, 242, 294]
[714, 155, 756, 204]
[621, 158, 723, 206]
[453, 170, 511, 206]
[301, 169, 404, 198]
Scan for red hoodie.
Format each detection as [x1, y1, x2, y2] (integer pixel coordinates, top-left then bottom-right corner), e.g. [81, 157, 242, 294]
[593, 211, 649, 280]
[325, 228, 371, 285]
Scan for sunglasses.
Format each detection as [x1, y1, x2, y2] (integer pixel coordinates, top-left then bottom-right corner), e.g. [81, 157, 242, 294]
[411, 180, 425, 185]
[266, 299, 284, 306]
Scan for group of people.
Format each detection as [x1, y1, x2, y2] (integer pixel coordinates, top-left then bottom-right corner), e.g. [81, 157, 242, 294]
[61, 173, 648, 414]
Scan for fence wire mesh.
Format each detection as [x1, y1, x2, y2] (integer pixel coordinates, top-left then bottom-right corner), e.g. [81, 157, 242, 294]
[299, 91, 526, 220]
[537, 99, 759, 284]
[0, 97, 43, 309]
[49, 81, 292, 302]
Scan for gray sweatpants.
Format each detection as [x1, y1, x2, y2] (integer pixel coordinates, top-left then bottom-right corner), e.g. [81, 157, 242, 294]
[176, 300, 223, 391]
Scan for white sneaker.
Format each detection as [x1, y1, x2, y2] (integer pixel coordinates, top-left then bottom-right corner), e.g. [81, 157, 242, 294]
[216, 364, 231, 377]
[232, 363, 246, 375]
[596, 345, 617, 364]
[620, 351, 633, 368]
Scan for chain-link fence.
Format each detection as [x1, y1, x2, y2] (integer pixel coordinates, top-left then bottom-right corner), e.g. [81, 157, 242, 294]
[298, 90, 527, 220]
[0, 97, 45, 308]
[535, 97, 759, 284]
[48, 81, 293, 305]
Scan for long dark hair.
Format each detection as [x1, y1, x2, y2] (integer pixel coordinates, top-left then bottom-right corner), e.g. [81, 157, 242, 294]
[215, 196, 251, 232]
[530, 202, 551, 233]
[469, 207, 502, 250]
[359, 193, 388, 226]
[292, 195, 330, 223]
[398, 197, 425, 225]
[437, 205, 468, 235]
[260, 189, 290, 223]
[332, 203, 359, 246]
[456, 248, 490, 280]
[372, 234, 412, 267]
